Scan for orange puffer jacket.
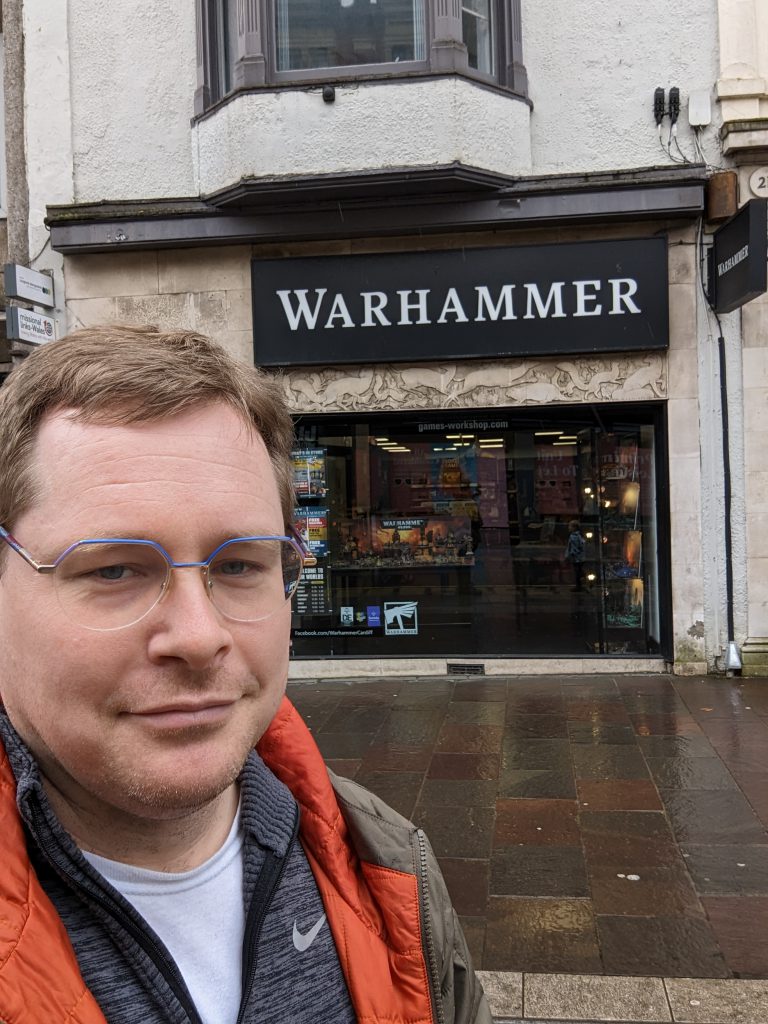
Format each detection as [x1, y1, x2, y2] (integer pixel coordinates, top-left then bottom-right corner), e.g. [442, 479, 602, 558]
[0, 698, 490, 1024]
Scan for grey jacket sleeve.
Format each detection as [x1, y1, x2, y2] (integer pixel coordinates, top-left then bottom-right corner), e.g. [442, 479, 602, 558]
[419, 830, 493, 1024]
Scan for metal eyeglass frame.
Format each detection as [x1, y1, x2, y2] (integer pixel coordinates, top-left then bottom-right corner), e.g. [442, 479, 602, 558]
[0, 523, 318, 627]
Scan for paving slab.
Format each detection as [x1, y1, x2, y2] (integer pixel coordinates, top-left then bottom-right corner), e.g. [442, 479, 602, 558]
[664, 978, 768, 1023]
[476, 970, 523, 1018]
[523, 973, 671, 1021]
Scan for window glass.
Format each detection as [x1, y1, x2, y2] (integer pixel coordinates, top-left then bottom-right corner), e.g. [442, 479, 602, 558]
[291, 406, 666, 660]
[462, 0, 494, 75]
[275, 0, 427, 72]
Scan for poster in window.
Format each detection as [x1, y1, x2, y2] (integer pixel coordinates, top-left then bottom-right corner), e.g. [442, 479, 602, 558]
[335, 515, 475, 568]
[293, 507, 329, 558]
[292, 448, 327, 499]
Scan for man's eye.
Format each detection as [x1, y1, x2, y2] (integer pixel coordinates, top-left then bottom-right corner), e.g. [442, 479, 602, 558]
[218, 560, 253, 576]
[95, 564, 134, 581]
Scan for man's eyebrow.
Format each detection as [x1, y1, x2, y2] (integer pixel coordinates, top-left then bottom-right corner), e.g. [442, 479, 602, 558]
[70, 528, 288, 543]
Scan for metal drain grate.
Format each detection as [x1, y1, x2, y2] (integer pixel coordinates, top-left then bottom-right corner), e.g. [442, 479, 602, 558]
[447, 662, 486, 676]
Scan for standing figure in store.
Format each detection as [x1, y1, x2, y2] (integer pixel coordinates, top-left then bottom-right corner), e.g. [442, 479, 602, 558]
[564, 519, 587, 591]
[0, 326, 490, 1024]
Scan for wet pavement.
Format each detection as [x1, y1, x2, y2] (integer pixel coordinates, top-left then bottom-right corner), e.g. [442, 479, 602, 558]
[286, 673, 768, 981]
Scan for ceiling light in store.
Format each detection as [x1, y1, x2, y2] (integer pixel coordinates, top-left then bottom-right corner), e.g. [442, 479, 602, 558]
[585, 531, 594, 539]
[433, 446, 444, 452]
[535, 431, 562, 436]
[480, 438, 504, 444]
[375, 437, 389, 442]
[481, 444, 504, 449]
[587, 573, 597, 582]
[559, 435, 577, 440]
[584, 486, 593, 494]
[553, 441, 577, 446]
[446, 434, 461, 439]
[445, 446, 457, 451]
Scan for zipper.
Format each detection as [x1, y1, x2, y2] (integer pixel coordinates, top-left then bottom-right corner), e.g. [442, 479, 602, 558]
[235, 802, 300, 1024]
[32, 807, 204, 1024]
[416, 828, 446, 1024]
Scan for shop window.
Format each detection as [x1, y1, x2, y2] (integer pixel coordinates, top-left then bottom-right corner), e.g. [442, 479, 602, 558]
[195, 0, 527, 112]
[289, 406, 669, 661]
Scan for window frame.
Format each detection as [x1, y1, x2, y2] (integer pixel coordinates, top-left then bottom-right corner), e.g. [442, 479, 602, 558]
[195, 0, 526, 116]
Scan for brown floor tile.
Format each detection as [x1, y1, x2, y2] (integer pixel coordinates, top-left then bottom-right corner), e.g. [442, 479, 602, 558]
[452, 679, 509, 702]
[568, 722, 637, 745]
[580, 812, 678, 868]
[359, 746, 432, 772]
[682, 844, 768, 895]
[428, 752, 500, 780]
[494, 799, 580, 847]
[646, 756, 739, 791]
[319, 704, 390, 733]
[420, 777, 498, 808]
[445, 701, 506, 726]
[498, 766, 576, 799]
[661, 790, 768, 845]
[313, 731, 378, 759]
[295, 705, 338, 733]
[501, 737, 572, 770]
[631, 712, 706, 736]
[588, 862, 705, 917]
[563, 682, 621, 700]
[483, 897, 602, 973]
[620, 693, 691, 715]
[413, 804, 495, 859]
[323, 758, 361, 779]
[505, 695, 566, 716]
[577, 778, 663, 811]
[503, 713, 569, 739]
[354, 769, 423, 820]
[436, 722, 503, 754]
[701, 896, 768, 978]
[636, 733, 717, 758]
[566, 701, 632, 724]
[597, 914, 730, 978]
[438, 858, 490, 916]
[572, 745, 650, 781]
[458, 916, 486, 968]
[734, 771, 768, 827]
[376, 708, 443, 747]
[490, 846, 589, 897]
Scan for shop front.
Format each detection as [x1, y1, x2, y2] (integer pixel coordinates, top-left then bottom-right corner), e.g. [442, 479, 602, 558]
[249, 234, 675, 666]
[290, 404, 669, 659]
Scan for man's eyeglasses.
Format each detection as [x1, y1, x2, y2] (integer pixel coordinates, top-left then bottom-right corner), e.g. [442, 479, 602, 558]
[0, 525, 317, 632]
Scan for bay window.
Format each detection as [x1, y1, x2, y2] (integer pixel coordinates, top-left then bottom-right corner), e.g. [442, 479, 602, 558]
[195, 0, 526, 113]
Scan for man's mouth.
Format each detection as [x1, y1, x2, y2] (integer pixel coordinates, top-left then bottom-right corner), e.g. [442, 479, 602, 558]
[129, 700, 237, 729]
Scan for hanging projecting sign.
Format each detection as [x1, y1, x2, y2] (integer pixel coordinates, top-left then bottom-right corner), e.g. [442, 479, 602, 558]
[4, 263, 55, 308]
[251, 238, 669, 367]
[6, 306, 56, 343]
[709, 198, 768, 314]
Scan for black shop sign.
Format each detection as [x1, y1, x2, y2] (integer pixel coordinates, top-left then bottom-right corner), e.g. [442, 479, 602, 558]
[251, 238, 669, 367]
[708, 199, 768, 314]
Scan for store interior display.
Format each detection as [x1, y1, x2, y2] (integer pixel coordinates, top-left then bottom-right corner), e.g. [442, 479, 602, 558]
[290, 408, 666, 659]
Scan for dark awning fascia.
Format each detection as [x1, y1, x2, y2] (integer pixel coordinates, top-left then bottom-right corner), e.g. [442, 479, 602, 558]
[48, 166, 708, 255]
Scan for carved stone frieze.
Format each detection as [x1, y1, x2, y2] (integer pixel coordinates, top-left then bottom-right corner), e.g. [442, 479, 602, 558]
[279, 354, 668, 413]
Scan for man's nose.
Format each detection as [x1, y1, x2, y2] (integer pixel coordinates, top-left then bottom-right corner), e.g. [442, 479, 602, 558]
[146, 566, 232, 670]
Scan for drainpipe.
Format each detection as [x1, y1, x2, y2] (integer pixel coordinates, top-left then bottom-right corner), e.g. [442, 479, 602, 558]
[717, 331, 742, 675]
[3, 0, 29, 266]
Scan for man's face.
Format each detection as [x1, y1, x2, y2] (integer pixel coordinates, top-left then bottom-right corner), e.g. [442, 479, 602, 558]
[0, 403, 291, 820]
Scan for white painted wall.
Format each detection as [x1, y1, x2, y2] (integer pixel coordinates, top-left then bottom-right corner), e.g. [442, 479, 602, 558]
[20, 2, 725, 204]
[523, 0, 722, 174]
[66, 0, 197, 201]
[195, 78, 532, 197]
[22, 0, 75, 334]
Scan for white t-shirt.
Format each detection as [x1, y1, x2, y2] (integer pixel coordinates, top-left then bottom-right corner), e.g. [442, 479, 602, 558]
[83, 809, 245, 1024]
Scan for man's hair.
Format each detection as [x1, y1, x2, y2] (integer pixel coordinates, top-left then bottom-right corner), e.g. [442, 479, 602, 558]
[0, 324, 296, 528]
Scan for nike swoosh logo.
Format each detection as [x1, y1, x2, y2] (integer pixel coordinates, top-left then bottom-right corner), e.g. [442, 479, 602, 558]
[292, 913, 327, 952]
